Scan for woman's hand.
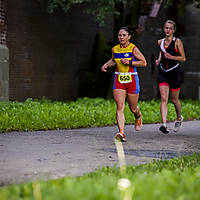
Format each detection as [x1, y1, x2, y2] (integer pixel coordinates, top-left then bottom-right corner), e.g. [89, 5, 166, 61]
[101, 58, 116, 72]
[120, 58, 129, 65]
[164, 52, 173, 59]
[155, 59, 160, 66]
[101, 64, 108, 72]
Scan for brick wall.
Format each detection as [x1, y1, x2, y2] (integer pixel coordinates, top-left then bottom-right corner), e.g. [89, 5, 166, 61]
[7, 0, 113, 101]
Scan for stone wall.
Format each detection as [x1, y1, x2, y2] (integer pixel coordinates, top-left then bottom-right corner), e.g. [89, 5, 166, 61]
[6, 1, 113, 101]
[0, 44, 9, 101]
[0, 0, 6, 45]
[0, 0, 8, 101]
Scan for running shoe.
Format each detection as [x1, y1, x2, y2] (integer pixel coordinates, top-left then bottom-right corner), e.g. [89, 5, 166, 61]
[115, 132, 126, 142]
[174, 115, 183, 132]
[159, 125, 169, 134]
[135, 113, 142, 131]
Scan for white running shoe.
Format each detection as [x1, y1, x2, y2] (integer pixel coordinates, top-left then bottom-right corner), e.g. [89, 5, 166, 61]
[174, 115, 183, 132]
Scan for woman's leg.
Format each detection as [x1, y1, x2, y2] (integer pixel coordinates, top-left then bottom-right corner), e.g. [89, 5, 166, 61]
[128, 94, 140, 118]
[159, 85, 169, 125]
[170, 89, 183, 132]
[170, 89, 181, 121]
[127, 93, 140, 117]
[113, 89, 127, 133]
[127, 93, 142, 131]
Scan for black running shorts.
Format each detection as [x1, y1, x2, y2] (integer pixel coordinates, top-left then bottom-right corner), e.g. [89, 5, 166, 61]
[158, 67, 184, 90]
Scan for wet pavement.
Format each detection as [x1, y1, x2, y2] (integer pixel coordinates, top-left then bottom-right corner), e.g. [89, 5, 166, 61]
[0, 120, 200, 186]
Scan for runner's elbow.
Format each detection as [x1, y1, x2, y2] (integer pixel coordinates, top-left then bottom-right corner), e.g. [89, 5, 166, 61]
[143, 60, 147, 67]
[180, 57, 186, 62]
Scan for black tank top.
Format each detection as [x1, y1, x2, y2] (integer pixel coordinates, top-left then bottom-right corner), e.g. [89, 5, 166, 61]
[160, 37, 181, 71]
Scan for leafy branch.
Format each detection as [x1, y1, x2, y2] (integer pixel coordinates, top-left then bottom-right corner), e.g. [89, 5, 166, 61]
[47, 0, 128, 26]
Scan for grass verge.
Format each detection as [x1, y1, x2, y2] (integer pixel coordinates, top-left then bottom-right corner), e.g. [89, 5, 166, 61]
[0, 153, 200, 200]
[0, 98, 199, 132]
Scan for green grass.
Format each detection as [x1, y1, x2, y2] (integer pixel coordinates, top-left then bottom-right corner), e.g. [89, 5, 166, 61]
[0, 97, 199, 132]
[0, 153, 200, 200]
[0, 98, 199, 199]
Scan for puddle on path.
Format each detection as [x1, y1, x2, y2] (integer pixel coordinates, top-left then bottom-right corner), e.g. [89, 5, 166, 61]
[104, 148, 193, 159]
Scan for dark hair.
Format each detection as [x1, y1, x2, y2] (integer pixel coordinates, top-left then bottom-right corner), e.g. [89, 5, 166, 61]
[120, 26, 130, 34]
[119, 26, 136, 35]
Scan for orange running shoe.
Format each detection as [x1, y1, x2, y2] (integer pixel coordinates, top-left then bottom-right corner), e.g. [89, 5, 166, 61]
[135, 112, 142, 131]
[115, 131, 126, 142]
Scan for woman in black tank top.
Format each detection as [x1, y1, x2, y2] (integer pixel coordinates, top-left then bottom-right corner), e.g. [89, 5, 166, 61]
[155, 20, 186, 134]
[160, 37, 181, 71]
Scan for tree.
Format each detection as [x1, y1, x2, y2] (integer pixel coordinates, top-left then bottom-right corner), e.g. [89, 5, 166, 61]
[47, 0, 128, 26]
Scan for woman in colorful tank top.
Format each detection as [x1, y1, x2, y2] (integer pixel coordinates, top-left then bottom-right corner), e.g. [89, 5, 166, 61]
[155, 20, 186, 134]
[101, 26, 147, 142]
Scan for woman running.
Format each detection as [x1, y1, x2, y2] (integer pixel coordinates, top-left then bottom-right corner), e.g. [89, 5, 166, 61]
[155, 20, 186, 133]
[101, 26, 147, 142]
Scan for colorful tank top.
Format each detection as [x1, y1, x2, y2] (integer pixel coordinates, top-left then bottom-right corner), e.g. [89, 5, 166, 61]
[113, 43, 137, 73]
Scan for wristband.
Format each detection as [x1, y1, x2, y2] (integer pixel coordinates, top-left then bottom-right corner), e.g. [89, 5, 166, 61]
[129, 60, 132, 66]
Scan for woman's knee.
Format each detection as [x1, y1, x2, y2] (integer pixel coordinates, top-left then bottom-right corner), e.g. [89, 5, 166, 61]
[130, 107, 138, 113]
[171, 98, 179, 105]
[116, 102, 125, 112]
[161, 95, 168, 104]
[128, 105, 139, 114]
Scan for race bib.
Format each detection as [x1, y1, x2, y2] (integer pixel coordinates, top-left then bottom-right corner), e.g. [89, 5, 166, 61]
[118, 74, 132, 83]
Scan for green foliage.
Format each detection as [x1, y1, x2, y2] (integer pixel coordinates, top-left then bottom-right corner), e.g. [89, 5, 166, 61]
[0, 153, 200, 199]
[125, 98, 200, 124]
[0, 98, 199, 132]
[165, 0, 200, 9]
[47, 0, 128, 26]
[47, 0, 200, 26]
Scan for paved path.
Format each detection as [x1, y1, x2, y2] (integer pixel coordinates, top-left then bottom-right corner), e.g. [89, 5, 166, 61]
[0, 120, 200, 186]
